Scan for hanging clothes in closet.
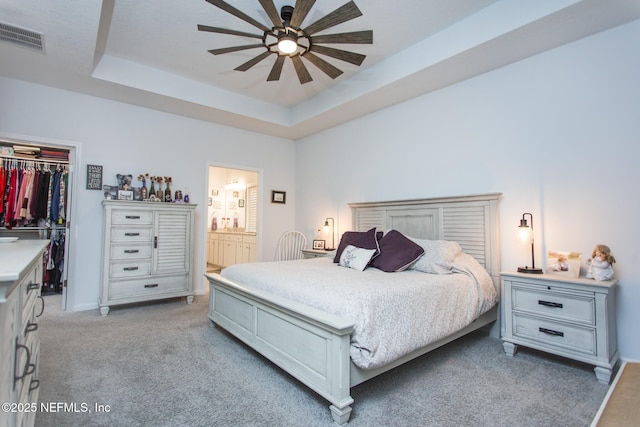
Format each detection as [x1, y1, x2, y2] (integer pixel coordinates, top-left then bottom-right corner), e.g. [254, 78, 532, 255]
[43, 229, 65, 294]
[0, 159, 68, 229]
[1, 158, 69, 294]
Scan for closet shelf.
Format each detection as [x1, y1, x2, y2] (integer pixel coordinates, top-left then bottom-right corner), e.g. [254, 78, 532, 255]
[0, 154, 69, 165]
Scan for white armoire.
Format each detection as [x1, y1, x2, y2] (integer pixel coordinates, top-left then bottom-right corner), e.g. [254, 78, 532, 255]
[99, 200, 196, 316]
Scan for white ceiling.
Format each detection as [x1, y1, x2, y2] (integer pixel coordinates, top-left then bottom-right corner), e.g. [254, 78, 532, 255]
[1, 0, 638, 139]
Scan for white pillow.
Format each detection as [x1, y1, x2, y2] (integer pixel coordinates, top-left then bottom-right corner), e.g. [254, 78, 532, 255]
[408, 238, 462, 274]
[339, 245, 377, 271]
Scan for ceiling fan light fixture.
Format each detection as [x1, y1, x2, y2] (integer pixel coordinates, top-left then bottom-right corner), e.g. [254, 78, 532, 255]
[199, 0, 373, 83]
[277, 32, 297, 54]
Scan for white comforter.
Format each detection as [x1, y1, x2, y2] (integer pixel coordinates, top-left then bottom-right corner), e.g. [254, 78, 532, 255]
[220, 253, 497, 370]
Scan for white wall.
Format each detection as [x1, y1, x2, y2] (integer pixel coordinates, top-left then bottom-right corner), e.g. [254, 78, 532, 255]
[295, 20, 640, 361]
[0, 77, 296, 311]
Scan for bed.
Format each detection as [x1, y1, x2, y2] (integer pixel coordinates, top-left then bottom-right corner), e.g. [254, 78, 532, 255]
[205, 193, 501, 425]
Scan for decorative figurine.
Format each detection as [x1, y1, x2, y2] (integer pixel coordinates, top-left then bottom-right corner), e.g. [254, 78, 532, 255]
[586, 244, 616, 281]
[138, 173, 149, 200]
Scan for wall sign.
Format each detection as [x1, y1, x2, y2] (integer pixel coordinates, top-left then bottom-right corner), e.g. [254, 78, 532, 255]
[87, 164, 103, 190]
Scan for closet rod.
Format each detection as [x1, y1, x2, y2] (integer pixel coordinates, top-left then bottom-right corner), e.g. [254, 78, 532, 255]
[0, 154, 69, 165]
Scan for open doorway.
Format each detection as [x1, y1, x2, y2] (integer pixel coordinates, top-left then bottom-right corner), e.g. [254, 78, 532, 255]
[206, 165, 259, 273]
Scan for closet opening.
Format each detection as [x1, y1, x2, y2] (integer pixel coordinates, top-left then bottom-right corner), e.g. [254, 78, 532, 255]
[206, 165, 259, 274]
[0, 136, 76, 311]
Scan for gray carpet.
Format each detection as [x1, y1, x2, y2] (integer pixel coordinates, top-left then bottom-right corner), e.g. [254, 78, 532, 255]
[35, 293, 609, 427]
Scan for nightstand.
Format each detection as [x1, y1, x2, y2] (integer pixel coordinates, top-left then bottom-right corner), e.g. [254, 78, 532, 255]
[301, 249, 332, 259]
[500, 272, 618, 383]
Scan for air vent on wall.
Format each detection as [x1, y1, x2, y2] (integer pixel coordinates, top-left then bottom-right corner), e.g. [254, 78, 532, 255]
[0, 22, 45, 52]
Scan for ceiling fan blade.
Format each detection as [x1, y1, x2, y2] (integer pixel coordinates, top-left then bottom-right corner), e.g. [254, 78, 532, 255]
[304, 1, 362, 36]
[267, 55, 286, 81]
[235, 50, 273, 71]
[302, 51, 343, 79]
[205, 0, 270, 33]
[290, 0, 316, 28]
[258, 0, 282, 28]
[291, 55, 313, 84]
[310, 45, 366, 66]
[312, 30, 372, 45]
[208, 44, 265, 55]
[197, 25, 263, 40]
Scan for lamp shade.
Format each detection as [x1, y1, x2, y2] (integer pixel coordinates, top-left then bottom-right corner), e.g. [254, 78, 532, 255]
[518, 219, 533, 243]
[324, 217, 335, 250]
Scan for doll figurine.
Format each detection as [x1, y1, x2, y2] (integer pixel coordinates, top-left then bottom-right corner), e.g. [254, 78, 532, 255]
[586, 244, 616, 281]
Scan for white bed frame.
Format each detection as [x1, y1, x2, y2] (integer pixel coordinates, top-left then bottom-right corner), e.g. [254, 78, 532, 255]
[206, 193, 501, 425]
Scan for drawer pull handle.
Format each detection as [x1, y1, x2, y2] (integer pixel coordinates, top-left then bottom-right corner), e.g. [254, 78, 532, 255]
[538, 300, 563, 309]
[123, 266, 139, 271]
[539, 327, 564, 337]
[125, 215, 141, 219]
[14, 339, 34, 388]
[144, 284, 159, 288]
[124, 249, 139, 254]
[125, 232, 140, 237]
[24, 363, 36, 377]
[24, 322, 38, 335]
[29, 379, 40, 393]
[27, 282, 40, 293]
[36, 295, 45, 318]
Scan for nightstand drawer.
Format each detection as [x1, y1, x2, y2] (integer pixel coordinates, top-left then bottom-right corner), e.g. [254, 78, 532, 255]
[512, 285, 595, 325]
[513, 314, 596, 356]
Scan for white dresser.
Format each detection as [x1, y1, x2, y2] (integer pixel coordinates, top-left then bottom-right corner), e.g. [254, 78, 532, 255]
[100, 201, 196, 316]
[0, 239, 48, 427]
[500, 272, 618, 383]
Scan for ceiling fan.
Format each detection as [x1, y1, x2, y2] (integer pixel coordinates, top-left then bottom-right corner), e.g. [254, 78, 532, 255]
[198, 0, 373, 84]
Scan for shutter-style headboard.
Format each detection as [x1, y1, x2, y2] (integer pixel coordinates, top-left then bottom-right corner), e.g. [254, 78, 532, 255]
[349, 193, 501, 285]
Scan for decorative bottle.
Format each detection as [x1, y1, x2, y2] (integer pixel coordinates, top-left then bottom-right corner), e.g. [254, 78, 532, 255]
[149, 178, 156, 198]
[233, 213, 238, 229]
[164, 178, 172, 202]
[212, 213, 217, 231]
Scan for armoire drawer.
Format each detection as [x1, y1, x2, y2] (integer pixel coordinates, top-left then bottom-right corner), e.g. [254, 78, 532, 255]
[111, 209, 153, 225]
[511, 284, 595, 325]
[108, 275, 189, 300]
[110, 227, 153, 243]
[109, 260, 152, 278]
[512, 313, 596, 355]
[109, 244, 153, 260]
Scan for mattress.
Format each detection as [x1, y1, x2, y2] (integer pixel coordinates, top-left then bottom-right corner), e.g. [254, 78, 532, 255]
[220, 253, 497, 369]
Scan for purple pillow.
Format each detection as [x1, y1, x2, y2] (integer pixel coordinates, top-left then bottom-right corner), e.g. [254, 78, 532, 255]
[370, 230, 425, 272]
[333, 228, 381, 263]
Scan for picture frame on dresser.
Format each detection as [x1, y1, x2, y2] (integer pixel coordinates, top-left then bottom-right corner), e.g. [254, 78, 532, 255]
[313, 239, 326, 250]
[117, 190, 133, 200]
